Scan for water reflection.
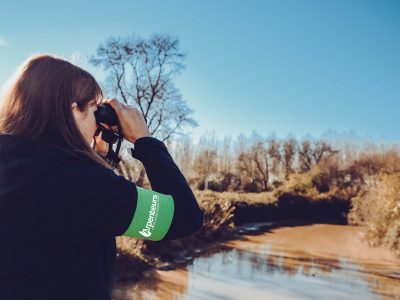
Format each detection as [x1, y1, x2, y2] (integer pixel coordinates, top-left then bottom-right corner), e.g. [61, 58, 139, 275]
[113, 225, 400, 300]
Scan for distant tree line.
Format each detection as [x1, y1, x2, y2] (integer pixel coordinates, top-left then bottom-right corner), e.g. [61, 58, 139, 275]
[168, 132, 343, 192]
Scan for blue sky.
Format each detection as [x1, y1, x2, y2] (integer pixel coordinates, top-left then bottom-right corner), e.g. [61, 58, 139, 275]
[0, 0, 399, 143]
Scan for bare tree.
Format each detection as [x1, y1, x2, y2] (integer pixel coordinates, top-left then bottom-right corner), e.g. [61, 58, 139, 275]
[299, 139, 313, 173]
[193, 149, 218, 190]
[235, 151, 255, 190]
[219, 134, 233, 175]
[312, 140, 337, 164]
[89, 34, 198, 142]
[250, 141, 271, 191]
[235, 135, 255, 190]
[171, 135, 194, 179]
[283, 137, 298, 180]
[267, 135, 282, 182]
[193, 134, 218, 190]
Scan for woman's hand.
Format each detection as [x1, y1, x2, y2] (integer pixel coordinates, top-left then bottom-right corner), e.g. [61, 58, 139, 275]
[103, 98, 152, 144]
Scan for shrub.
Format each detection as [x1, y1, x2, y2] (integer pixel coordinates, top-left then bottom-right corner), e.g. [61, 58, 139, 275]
[348, 173, 400, 257]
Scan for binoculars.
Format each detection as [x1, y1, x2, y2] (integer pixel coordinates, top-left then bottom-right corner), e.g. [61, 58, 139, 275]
[94, 104, 119, 127]
[93, 104, 123, 164]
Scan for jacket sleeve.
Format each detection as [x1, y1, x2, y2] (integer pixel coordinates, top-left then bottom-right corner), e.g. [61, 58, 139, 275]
[71, 137, 203, 241]
[61, 136, 202, 240]
[128, 136, 204, 240]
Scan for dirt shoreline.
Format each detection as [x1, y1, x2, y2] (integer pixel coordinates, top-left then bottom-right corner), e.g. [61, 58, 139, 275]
[115, 191, 352, 283]
[113, 223, 400, 300]
[115, 219, 346, 282]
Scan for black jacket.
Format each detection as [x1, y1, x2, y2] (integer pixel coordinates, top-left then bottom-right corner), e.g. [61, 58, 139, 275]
[0, 133, 203, 300]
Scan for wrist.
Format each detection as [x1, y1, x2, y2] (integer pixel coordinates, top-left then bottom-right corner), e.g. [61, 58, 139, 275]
[128, 134, 152, 144]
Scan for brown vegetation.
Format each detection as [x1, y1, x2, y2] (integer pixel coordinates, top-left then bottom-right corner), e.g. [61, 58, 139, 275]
[114, 133, 400, 281]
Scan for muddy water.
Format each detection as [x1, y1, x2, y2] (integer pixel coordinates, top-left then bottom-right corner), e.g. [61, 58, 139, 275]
[113, 224, 400, 300]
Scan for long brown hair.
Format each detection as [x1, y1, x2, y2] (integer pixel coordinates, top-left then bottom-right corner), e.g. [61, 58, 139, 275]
[0, 53, 111, 169]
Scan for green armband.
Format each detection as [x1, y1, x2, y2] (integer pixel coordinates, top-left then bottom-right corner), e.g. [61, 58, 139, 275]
[122, 187, 175, 241]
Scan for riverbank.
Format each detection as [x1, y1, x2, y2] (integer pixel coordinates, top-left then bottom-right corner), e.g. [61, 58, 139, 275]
[115, 190, 350, 282]
[113, 223, 400, 300]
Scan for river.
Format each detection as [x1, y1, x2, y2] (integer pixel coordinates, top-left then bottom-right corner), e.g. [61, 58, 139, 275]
[112, 223, 400, 300]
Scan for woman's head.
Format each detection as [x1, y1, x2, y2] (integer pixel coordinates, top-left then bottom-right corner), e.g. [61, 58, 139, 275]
[0, 53, 111, 168]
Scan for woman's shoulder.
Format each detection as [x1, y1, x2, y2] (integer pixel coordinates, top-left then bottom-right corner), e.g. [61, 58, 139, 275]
[41, 155, 138, 216]
[62, 156, 124, 183]
[65, 156, 136, 192]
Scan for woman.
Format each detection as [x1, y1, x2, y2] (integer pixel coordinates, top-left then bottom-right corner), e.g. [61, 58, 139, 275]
[0, 54, 203, 300]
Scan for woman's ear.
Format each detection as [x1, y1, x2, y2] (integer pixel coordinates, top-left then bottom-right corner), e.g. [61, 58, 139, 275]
[71, 102, 78, 111]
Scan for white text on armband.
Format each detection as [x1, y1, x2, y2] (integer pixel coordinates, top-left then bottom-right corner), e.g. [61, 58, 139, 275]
[138, 194, 159, 238]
